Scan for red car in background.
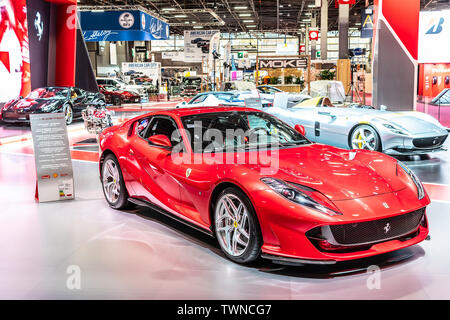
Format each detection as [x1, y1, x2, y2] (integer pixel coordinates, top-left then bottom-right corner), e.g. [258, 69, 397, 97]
[98, 85, 141, 105]
[98, 107, 430, 265]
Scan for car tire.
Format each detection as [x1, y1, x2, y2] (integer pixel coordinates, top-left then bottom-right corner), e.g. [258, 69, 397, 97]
[350, 124, 381, 151]
[101, 154, 131, 210]
[112, 96, 121, 106]
[213, 187, 262, 264]
[64, 104, 73, 125]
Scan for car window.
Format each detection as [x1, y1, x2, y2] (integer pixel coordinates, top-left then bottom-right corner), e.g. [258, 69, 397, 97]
[438, 90, 450, 105]
[182, 111, 309, 153]
[190, 95, 208, 104]
[215, 93, 234, 101]
[136, 117, 151, 138]
[97, 79, 106, 85]
[145, 116, 181, 145]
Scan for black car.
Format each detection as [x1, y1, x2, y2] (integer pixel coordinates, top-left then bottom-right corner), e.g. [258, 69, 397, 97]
[0, 87, 105, 125]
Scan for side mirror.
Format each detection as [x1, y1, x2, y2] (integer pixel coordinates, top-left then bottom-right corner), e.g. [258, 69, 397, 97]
[294, 124, 306, 136]
[148, 134, 172, 149]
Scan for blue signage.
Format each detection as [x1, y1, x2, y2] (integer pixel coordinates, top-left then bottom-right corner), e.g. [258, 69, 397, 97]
[79, 10, 169, 41]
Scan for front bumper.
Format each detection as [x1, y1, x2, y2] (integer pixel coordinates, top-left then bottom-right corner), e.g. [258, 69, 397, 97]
[252, 187, 430, 264]
[382, 131, 448, 155]
[261, 225, 428, 265]
[1, 111, 32, 123]
[122, 97, 141, 104]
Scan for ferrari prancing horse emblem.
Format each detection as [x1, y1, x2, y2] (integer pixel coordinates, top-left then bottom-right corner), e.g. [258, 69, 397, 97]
[384, 223, 391, 234]
[186, 168, 192, 178]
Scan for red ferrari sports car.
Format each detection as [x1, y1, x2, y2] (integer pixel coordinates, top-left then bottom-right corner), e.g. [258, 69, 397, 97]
[98, 107, 430, 265]
[98, 85, 141, 105]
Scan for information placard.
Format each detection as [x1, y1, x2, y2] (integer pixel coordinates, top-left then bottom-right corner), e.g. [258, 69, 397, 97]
[244, 97, 262, 109]
[30, 114, 74, 202]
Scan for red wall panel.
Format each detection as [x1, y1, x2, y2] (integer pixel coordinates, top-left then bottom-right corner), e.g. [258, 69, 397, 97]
[382, 0, 420, 60]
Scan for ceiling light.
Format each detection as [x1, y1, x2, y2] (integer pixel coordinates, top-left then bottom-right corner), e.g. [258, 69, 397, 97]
[234, 6, 248, 10]
[239, 13, 251, 17]
[174, 14, 187, 18]
[303, 19, 311, 22]
[162, 8, 176, 11]
[243, 20, 254, 23]
[193, 25, 203, 29]
[308, 4, 316, 8]
[305, 12, 312, 16]
[247, 25, 256, 28]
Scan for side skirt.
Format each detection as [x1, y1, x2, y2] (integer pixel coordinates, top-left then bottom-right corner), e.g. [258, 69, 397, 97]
[128, 197, 215, 238]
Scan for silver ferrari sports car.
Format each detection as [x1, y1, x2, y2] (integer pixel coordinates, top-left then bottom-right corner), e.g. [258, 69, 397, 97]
[261, 101, 448, 155]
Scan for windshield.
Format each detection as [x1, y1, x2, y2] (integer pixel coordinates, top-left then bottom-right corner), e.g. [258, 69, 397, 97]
[181, 111, 310, 153]
[259, 86, 281, 94]
[26, 87, 69, 100]
[183, 78, 201, 86]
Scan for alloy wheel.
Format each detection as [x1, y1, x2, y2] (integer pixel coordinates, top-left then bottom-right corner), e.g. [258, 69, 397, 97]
[65, 105, 73, 125]
[102, 159, 121, 204]
[351, 126, 378, 150]
[215, 194, 250, 257]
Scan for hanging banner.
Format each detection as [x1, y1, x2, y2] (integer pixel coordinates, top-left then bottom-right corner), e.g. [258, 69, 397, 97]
[80, 10, 170, 42]
[361, 6, 374, 38]
[30, 113, 74, 203]
[121, 62, 161, 86]
[184, 30, 220, 63]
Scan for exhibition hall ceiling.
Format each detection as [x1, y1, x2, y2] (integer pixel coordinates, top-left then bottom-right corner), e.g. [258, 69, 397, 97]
[77, 0, 368, 35]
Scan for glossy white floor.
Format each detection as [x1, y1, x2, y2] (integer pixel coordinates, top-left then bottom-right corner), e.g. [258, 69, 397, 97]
[1, 151, 450, 299]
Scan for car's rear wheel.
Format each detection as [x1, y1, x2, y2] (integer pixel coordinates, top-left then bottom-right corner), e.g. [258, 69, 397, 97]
[214, 187, 262, 264]
[101, 154, 130, 209]
[64, 104, 73, 125]
[350, 124, 381, 151]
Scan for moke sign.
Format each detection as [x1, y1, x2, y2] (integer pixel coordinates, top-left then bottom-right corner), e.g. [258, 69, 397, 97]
[259, 58, 308, 69]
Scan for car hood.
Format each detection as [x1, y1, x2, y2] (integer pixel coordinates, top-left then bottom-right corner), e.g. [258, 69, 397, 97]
[238, 144, 408, 202]
[3, 98, 63, 111]
[375, 112, 446, 135]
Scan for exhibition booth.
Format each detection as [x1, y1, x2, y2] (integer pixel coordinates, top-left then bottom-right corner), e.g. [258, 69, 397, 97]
[1, 0, 450, 302]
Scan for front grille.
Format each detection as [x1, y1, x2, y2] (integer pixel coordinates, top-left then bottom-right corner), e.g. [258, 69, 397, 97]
[328, 208, 425, 246]
[413, 135, 447, 148]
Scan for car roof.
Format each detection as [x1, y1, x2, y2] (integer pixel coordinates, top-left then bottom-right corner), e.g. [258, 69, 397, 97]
[145, 106, 262, 118]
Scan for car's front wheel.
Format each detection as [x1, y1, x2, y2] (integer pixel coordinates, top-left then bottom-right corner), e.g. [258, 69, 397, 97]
[101, 154, 130, 209]
[350, 124, 381, 151]
[214, 187, 262, 264]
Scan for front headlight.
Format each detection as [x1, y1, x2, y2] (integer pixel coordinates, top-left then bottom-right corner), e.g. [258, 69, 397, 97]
[382, 122, 408, 135]
[261, 177, 342, 216]
[397, 161, 425, 200]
